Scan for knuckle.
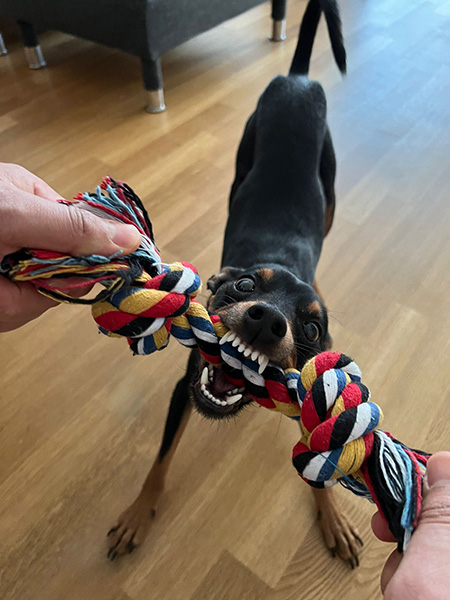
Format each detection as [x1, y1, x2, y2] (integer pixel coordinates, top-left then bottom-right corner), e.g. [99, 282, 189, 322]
[66, 207, 102, 255]
[68, 207, 91, 239]
[421, 502, 450, 526]
[66, 207, 109, 256]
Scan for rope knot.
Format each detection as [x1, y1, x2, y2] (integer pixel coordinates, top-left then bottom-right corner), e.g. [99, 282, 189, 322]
[293, 352, 383, 486]
[92, 262, 202, 355]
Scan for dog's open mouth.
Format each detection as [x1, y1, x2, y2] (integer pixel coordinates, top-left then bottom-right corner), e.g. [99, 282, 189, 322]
[196, 363, 245, 408]
[192, 332, 271, 419]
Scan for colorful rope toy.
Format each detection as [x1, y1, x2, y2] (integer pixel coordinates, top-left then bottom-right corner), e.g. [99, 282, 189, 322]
[1, 177, 430, 551]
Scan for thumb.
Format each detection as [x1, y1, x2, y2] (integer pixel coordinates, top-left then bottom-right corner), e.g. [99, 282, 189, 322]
[383, 452, 450, 599]
[413, 451, 450, 542]
[0, 182, 141, 257]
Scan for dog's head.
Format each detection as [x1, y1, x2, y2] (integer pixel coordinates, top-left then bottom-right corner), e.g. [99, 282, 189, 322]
[190, 266, 332, 419]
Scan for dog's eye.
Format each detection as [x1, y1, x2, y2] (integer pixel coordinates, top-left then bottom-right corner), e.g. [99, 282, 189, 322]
[234, 278, 255, 293]
[303, 322, 320, 342]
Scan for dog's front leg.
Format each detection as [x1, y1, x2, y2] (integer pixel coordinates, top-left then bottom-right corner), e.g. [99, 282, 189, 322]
[311, 486, 363, 568]
[106, 353, 197, 560]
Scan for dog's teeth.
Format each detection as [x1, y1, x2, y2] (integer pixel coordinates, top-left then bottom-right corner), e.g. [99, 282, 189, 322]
[232, 336, 241, 347]
[219, 332, 231, 345]
[201, 366, 208, 385]
[226, 388, 239, 396]
[203, 389, 223, 407]
[251, 350, 259, 361]
[227, 332, 236, 343]
[238, 343, 246, 353]
[226, 394, 242, 405]
[258, 355, 269, 374]
[243, 348, 252, 357]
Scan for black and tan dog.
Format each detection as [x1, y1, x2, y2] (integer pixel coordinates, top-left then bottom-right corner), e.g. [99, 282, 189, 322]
[107, 0, 362, 566]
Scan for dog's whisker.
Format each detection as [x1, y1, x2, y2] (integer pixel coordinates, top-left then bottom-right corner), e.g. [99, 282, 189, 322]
[292, 341, 317, 354]
[215, 293, 238, 308]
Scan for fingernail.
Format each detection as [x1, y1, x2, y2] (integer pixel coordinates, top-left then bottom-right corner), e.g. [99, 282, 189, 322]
[109, 224, 141, 251]
[426, 452, 450, 487]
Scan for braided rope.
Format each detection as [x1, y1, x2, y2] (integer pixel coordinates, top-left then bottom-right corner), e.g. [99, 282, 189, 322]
[292, 353, 429, 551]
[1, 177, 430, 550]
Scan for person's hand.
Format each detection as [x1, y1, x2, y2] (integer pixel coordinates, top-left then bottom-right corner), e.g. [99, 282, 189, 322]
[372, 451, 450, 599]
[0, 163, 141, 331]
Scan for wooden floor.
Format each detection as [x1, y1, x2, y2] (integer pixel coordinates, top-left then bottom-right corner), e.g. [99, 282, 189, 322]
[1, 0, 449, 598]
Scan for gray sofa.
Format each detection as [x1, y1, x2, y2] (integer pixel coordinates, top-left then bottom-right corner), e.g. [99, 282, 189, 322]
[0, 0, 287, 112]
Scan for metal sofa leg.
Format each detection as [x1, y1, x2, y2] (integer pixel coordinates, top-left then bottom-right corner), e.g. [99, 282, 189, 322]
[141, 57, 166, 113]
[270, 0, 287, 42]
[0, 33, 7, 56]
[271, 19, 286, 42]
[17, 20, 47, 69]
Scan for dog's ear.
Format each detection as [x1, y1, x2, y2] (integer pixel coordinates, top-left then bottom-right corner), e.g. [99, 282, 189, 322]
[207, 267, 244, 293]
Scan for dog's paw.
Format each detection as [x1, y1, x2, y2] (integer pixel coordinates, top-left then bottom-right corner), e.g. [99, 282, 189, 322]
[106, 499, 156, 561]
[317, 504, 363, 569]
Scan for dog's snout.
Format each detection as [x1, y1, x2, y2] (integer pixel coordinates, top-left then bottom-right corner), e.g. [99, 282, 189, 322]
[244, 303, 287, 345]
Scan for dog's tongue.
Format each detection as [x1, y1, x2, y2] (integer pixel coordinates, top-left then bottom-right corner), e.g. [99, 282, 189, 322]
[213, 368, 237, 395]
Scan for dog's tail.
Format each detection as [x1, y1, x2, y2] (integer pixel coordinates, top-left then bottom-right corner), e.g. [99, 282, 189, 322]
[289, 0, 346, 76]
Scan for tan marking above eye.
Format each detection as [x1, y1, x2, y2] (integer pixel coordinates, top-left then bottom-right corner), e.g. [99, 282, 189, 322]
[307, 301, 322, 316]
[258, 268, 274, 281]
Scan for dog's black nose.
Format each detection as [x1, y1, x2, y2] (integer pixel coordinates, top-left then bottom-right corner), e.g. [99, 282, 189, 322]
[243, 303, 287, 345]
